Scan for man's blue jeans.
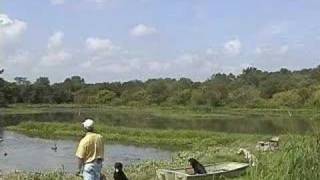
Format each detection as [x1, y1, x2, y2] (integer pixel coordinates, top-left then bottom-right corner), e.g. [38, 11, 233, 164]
[83, 161, 102, 180]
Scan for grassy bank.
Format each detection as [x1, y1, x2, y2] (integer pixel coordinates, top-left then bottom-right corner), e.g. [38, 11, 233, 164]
[7, 121, 265, 150]
[2, 105, 320, 179]
[1, 129, 319, 179]
[5, 121, 262, 179]
[2, 104, 320, 135]
[3, 104, 320, 121]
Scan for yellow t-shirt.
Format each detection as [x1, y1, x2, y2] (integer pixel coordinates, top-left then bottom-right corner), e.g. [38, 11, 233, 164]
[76, 132, 104, 163]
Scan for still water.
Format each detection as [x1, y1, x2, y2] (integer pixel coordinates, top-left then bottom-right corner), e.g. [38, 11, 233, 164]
[0, 110, 317, 134]
[0, 131, 172, 172]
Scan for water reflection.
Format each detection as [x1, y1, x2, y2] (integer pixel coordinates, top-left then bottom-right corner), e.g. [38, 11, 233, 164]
[0, 111, 316, 134]
[0, 131, 171, 172]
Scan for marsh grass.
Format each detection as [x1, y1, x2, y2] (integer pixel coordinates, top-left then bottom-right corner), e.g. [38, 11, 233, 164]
[0, 171, 80, 180]
[2, 105, 320, 179]
[248, 133, 320, 180]
[3, 124, 320, 179]
[7, 121, 263, 150]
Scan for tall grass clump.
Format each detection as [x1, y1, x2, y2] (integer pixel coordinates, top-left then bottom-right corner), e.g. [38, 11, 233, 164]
[1, 171, 80, 180]
[249, 133, 320, 180]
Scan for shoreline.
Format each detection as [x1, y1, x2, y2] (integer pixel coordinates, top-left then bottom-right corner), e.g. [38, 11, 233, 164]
[0, 105, 319, 179]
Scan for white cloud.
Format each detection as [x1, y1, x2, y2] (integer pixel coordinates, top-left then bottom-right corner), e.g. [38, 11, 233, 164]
[40, 31, 72, 66]
[80, 60, 93, 68]
[223, 39, 242, 56]
[279, 45, 289, 54]
[41, 51, 72, 66]
[87, 0, 108, 4]
[175, 53, 197, 64]
[85, 37, 119, 63]
[1, 50, 43, 81]
[83, 0, 111, 7]
[79, 37, 127, 75]
[97, 63, 132, 73]
[255, 46, 269, 55]
[205, 48, 215, 55]
[0, 14, 27, 46]
[269, 24, 287, 35]
[7, 51, 32, 65]
[205, 47, 220, 56]
[257, 22, 290, 42]
[146, 60, 170, 72]
[48, 31, 64, 50]
[130, 24, 157, 37]
[255, 44, 289, 55]
[50, 0, 65, 5]
[86, 37, 116, 53]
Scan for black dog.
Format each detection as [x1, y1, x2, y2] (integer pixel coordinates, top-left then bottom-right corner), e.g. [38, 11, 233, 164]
[188, 158, 207, 174]
[114, 162, 128, 180]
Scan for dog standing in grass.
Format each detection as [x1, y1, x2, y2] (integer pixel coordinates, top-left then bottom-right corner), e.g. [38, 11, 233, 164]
[237, 148, 257, 167]
[113, 162, 128, 180]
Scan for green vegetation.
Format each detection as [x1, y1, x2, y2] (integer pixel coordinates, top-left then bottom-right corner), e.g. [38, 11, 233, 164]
[1, 65, 320, 179]
[4, 121, 320, 179]
[1, 65, 320, 108]
[249, 134, 320, 180]
[7, 121, 264, 150]
[2, 104, 319, 135]
[3, 103, 319, 123]
[0, 172, 79, 180]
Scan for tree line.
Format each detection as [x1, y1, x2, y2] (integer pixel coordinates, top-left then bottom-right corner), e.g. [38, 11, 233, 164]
[1, 65, 320, 108]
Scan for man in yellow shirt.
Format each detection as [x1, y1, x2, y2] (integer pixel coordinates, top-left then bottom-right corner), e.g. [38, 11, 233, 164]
[76, 119, 104, 180]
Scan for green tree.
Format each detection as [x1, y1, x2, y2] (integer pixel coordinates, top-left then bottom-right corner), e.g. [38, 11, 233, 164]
[270, 90, 302, 108]
[14, 77, 30, 86]
[191, 89, 207, 105]
[0, 68, 7, 107]
[120, 88, 148, 105]
[63, 76, 85, 92]
[95, 89, 117, 104]
[228, 86, 264, 108]
[238, 67, 267, 87]
[146, 80, 170, 105]
[308, 88, 320, 107]
[169, 89, 192, 105]
[30, 77, 52, 103]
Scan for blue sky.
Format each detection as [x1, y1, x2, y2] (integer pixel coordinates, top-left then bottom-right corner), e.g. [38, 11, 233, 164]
[1, 0, 320, 82]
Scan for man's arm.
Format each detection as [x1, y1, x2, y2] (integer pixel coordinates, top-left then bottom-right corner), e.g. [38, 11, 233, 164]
[76, 157, 84, 175]
[75, 139, 86, 175]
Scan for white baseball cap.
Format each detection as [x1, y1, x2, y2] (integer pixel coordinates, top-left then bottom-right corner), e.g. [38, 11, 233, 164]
[82, 119, 94, 129]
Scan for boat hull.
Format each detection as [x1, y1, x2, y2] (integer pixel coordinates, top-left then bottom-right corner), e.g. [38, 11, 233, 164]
[156, 162, 249, 180]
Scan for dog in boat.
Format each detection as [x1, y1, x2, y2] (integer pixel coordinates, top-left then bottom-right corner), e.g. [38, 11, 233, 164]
[237, 148, 257, 166]
[188, 158, 207, 174]
[113, 162, 128, 180]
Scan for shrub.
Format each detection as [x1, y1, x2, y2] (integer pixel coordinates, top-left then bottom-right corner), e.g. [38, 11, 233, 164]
[270, 90, 302, 108]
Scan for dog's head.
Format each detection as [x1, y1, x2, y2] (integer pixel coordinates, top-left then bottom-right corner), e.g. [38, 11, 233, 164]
[114, 162, 123, 172]
[188, 158, 202, 168]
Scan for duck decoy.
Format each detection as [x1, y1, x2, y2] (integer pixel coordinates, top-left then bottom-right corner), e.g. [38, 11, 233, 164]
[51, 143, 57, 152]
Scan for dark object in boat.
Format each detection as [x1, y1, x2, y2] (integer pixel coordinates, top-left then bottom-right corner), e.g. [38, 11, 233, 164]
[157, 162, 249, 180]
[188, 158, 207, 174]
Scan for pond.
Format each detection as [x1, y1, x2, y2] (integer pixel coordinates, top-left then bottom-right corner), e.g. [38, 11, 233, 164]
[0, 131, 172, 172]
[0, 110, 317, 134]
